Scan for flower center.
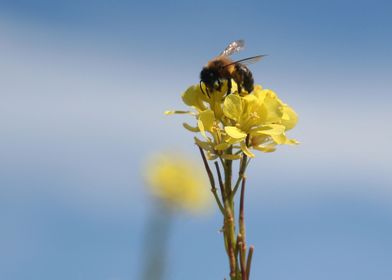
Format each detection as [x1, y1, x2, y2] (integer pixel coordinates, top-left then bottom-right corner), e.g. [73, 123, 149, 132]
[249, 111, 260, 120]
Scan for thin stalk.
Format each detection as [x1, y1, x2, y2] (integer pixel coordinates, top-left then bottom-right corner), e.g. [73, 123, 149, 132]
[214, 161, 226, 202]
[246, 246, 254, 280]
[215, 161, 230, 257]
[224, 149, 233, 198]
[239, 177, 248, 279]
[238, 241, 247, 280]
[224, 206, 237, 279]
[239, 177, 246, 245]
[233, 136, 251, 196]
[197, 146, 224, 214]
[232, 157, 249, 196]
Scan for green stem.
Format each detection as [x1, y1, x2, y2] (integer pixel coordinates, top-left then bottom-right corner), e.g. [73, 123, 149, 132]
[224, 205, 237, 280]
[238, 240, 247, 280]
[197, 146, 224, 214]
[222, 147, 239, 279]
[246, 246, 254, 280]
[224, 148, 233, 199]
[239, 177, 247, 279]
[233, 135, 251, 196]
[232, 157, 249, 196]
[214, 162, 226, 202]
[239, 177, 246, 245]
[199, 139, 255, 279]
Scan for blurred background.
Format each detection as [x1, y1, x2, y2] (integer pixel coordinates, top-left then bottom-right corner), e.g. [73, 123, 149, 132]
[1, 0, 391, 279]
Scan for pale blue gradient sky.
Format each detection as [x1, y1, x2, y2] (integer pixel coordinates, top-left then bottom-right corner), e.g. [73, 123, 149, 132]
[1, 1, 392, 279]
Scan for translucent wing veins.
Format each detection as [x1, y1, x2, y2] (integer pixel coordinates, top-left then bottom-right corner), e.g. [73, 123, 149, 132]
[220, 40, 245, 56]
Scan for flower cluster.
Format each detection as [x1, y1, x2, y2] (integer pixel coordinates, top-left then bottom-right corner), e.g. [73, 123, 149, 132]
[166, 81, 298, 160]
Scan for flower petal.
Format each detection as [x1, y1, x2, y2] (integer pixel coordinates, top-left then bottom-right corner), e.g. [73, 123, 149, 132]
[223, 94, 243, 121]
[183, 123, 200, 132]
[182, 85, 207, 111]
[281, 105, 298, 130]
[251, 124, 286, 136]
[271, 134, 299, 145]
[194, 137, 212, 150]
[225, 126, 247, 140]
[197, 119, 207, 138]
[253, 145, 277, 153]
[164, 110, 195, 115]
[221, 153, 241, 160]
[215, 142, 231, 151]
[198, 109, 215, 132]
[240, 141, 255, 158]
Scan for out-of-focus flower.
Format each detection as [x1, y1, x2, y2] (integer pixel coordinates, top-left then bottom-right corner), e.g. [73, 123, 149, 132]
[166, 81, 298, 159]
[144, 153, 211, 214]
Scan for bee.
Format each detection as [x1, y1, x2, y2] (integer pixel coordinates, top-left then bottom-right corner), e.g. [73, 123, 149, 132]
[200, 40, 265, 96]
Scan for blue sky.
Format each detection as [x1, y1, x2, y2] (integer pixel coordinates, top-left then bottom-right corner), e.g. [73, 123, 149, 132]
[1, 1, 392, 279]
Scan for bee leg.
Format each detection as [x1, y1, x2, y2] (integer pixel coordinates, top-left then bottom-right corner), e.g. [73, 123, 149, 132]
[200, 81, 210, 97]
[227, 78, 232, 96]
[237, 84, 242, 94]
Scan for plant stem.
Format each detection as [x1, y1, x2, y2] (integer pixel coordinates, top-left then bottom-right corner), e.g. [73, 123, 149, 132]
[232, 157, 249, 196]
[198, 146, 224, 214]
[246, 246, 254, 280]
[222, 147, 239, 279]
[238, 241, 247, 280]
[198, 143, 255, 280]
[239, 177, 246, 246]
[224, 205, 237, 279]
[214, 162, 226, 202]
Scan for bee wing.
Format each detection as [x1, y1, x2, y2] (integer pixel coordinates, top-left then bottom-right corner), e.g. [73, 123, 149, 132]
[224, 55, 266, 67]
[220, 40, 245, 56]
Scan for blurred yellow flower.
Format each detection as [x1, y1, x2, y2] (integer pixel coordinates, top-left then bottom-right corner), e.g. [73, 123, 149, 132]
[144, 153, 211, 213]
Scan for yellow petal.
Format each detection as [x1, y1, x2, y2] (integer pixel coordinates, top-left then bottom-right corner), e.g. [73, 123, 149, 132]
[271, 134, 299, 145]
[183, 123, 200, 132]
[243, 94, 258, 104]
[230, 79, 239, 94]
[198, 109, 215, 132]
[223, 94, 243, 121]
[281, 105, 298, 130]
[252, 84, 263, 94]
[255, 89, 283, 122]
[194, 137, 212, 150]
[287, 138, 300, 145]
[271, 134, 286, 144]
[182, 85, 207, 111]
[240, 141, 255, 158]
[214, 142, 231, 151]
[221, 153, 241, 160]
[164, 110, 195, 115]
[225, 126, 247, 140]
[253, 145, 277, 153]
[197, 119, 207, 138]
[251, 124, 286, 136]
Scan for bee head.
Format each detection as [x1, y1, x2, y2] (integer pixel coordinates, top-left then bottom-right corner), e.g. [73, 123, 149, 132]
[200, 67, 218, 89]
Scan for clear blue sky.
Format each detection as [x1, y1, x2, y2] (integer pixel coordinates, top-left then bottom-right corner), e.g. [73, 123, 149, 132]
[1, 1, 391, 279]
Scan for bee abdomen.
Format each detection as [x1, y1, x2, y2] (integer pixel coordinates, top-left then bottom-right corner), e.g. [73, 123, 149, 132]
[235, 64, 254, 93]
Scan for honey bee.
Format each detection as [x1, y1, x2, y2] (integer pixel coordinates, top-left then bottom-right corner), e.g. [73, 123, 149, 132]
[200, 40, 265, 96]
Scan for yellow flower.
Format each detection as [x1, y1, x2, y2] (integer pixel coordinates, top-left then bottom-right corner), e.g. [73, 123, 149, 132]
[166, 80, 298, 159]
[144, 153, 212, 213]
[222, 86, 298, 156]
